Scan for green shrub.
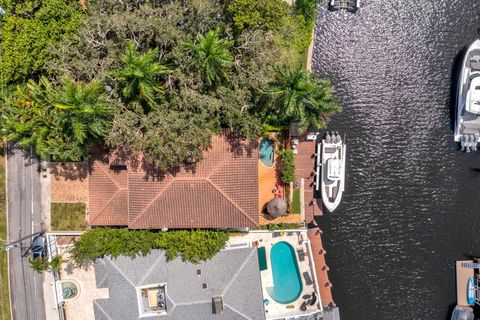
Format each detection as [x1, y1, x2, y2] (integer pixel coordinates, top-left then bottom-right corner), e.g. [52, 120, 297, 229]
[69, 228, 230, 267]
[28, 257, 49, 273]
[279, 149, 296, 184]
[226, 0, 290, 32]
[260, 223, 302, 230]
[0, 0, 83, 84]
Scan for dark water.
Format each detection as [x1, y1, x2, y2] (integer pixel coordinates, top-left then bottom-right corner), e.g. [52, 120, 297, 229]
[312, 1, 480, 319]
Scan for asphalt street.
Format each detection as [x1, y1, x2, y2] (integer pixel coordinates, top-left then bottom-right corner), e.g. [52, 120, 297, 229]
[6, 144, 45, 320]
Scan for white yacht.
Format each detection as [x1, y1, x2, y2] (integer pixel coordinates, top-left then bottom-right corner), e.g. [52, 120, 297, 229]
[455, 39, 480, 152]
[317, 132, 346, 213]
[328, 0, 360, 13]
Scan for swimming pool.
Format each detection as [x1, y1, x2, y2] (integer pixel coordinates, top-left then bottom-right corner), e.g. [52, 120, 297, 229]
[269, 242, 302, 304]
[259, 139, 274, 167]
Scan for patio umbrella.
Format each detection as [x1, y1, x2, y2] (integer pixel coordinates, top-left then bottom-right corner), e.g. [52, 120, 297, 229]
[267, 198, 287, 217]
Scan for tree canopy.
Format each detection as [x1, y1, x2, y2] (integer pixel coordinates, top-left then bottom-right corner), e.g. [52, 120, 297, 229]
[1, 0, 336, 170]
[0, 0, 83, 84]
[3, 76, 115, 161]
[268, 65, 340, 132]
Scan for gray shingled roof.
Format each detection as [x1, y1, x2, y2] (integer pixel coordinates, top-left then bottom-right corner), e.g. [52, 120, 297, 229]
[92, 248, 265, 320]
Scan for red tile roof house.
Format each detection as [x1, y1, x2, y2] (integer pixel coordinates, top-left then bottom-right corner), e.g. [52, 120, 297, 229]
[88, 134, 260, 230]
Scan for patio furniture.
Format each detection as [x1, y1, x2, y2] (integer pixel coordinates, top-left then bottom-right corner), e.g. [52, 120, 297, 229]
[298, 233, 304, 244]
[300, 301, 307, 311]
[307, 292, 317, 306]
[303, 272, 313, 286]
[297, 249, 306, 262]
[302, 294, 311, 299]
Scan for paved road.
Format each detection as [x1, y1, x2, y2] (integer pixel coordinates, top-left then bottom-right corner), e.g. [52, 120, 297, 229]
[6, 145, 45, 320]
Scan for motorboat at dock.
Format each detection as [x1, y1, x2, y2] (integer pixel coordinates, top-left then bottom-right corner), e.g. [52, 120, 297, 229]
[455, 39, 480, 152]
[328, 0, 360, 13]
[316, 132, 346, 213]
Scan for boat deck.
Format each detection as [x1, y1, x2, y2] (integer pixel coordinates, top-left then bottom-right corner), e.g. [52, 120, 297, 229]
[456, 260, 474, 306]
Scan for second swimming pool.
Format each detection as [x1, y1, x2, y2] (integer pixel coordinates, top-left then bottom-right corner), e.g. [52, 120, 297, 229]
[269, 241, 303, 304]
[259, 138, 274, 167]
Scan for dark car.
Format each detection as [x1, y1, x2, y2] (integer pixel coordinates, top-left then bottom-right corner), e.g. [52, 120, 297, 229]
[31, 235, 46, 260]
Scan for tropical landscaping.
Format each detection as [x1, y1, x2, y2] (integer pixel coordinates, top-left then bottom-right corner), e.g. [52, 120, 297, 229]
[0, 0, 339, 277]
[0, 0, 339, 170]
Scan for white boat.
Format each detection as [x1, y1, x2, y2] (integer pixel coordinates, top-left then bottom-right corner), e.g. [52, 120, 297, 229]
[455, 39, 480, 152]
[328, 0, 360, 13]
[450, 305, 474, 320]
[318, 132, 346, 212]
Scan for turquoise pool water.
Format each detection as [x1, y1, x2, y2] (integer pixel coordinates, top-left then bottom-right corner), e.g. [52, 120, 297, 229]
[269, 242, 302, 304]
[259, 139, 274, 167]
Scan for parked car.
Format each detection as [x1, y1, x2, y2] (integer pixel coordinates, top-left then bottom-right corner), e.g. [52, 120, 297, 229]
[31, 235, 46, 260]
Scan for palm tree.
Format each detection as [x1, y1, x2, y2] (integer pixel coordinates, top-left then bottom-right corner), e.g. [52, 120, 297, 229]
[3, 76, 115, 161]
[48, 255, 63, 271]
[55, 77, 115, 145]
[28, 257, 49, 273]
[111, 42, 169, 111]
[268, 65, 340, 132]
[184, 29, 233, 86]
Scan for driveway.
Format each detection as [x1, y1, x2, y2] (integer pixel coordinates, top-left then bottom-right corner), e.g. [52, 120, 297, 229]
[6, 144, 46, 320]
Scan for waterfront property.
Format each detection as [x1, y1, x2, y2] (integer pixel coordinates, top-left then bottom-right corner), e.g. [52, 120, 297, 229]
[229, 231, 323, 319]
[44, 231, 325, 320]
[88, 134, 259, 229]
[44, 234, 265, 320]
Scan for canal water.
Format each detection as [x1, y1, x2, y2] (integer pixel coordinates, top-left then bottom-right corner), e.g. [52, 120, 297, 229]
[312, 1, 480, 319]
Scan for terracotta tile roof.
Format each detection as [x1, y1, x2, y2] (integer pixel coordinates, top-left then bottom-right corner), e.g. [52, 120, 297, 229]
[88, 153, 128, 226]
[88, 135, 259, 229]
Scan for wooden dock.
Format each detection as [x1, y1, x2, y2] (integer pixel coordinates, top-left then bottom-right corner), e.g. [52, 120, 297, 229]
[294, 138, 323, 223]
[456, 260, 474, 306]
[308, 228, 333, 307]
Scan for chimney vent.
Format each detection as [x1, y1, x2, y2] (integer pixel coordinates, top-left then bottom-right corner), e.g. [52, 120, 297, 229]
[212, 296, 223, 314]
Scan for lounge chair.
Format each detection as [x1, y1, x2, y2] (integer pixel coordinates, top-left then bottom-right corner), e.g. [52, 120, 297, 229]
[303, 272, 313, 286]
[307, 292, 317, 306]
[297, 249, 306, 262]
[300, 301, 307, 311]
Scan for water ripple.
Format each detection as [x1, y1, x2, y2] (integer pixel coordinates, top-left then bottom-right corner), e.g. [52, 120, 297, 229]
[313, 1, 480, 319]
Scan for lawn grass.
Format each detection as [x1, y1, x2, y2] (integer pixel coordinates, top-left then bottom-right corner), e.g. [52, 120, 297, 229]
[291, 188, 301, 214]
[0, 150, 11, 320]
[51, 202, 87, 231]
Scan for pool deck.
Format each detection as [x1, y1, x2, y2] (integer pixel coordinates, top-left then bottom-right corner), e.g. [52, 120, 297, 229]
[258, 135, 302, 225]
[229, 231, 322, 319]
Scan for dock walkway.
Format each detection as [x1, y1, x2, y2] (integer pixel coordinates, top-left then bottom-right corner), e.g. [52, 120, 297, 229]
[295, 138, 323, 223]
[307, 228, 333, 307]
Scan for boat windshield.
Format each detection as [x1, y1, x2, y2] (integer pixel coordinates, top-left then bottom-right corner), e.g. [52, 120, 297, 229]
[467, 75, 480, 114]
[327, 158, 341, 180]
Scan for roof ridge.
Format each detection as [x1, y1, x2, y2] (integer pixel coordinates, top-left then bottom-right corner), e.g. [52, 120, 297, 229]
[221, 249, 256, 296]
[92, 300, 114, 320]
[138, 254, 164, 286]
[128, 177, 175, 228]
[206, 179, 257, 226]
[95, 259, 109, 288]
[104, 256, 136, 288]
[94, 159, 125, 191]
[206, 143, 235, 179]
[90, 189, 123, 225]
[224, 304, 254, 320]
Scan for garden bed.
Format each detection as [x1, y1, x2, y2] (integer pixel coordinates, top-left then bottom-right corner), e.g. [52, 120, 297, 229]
[291, 188, 301, 214]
